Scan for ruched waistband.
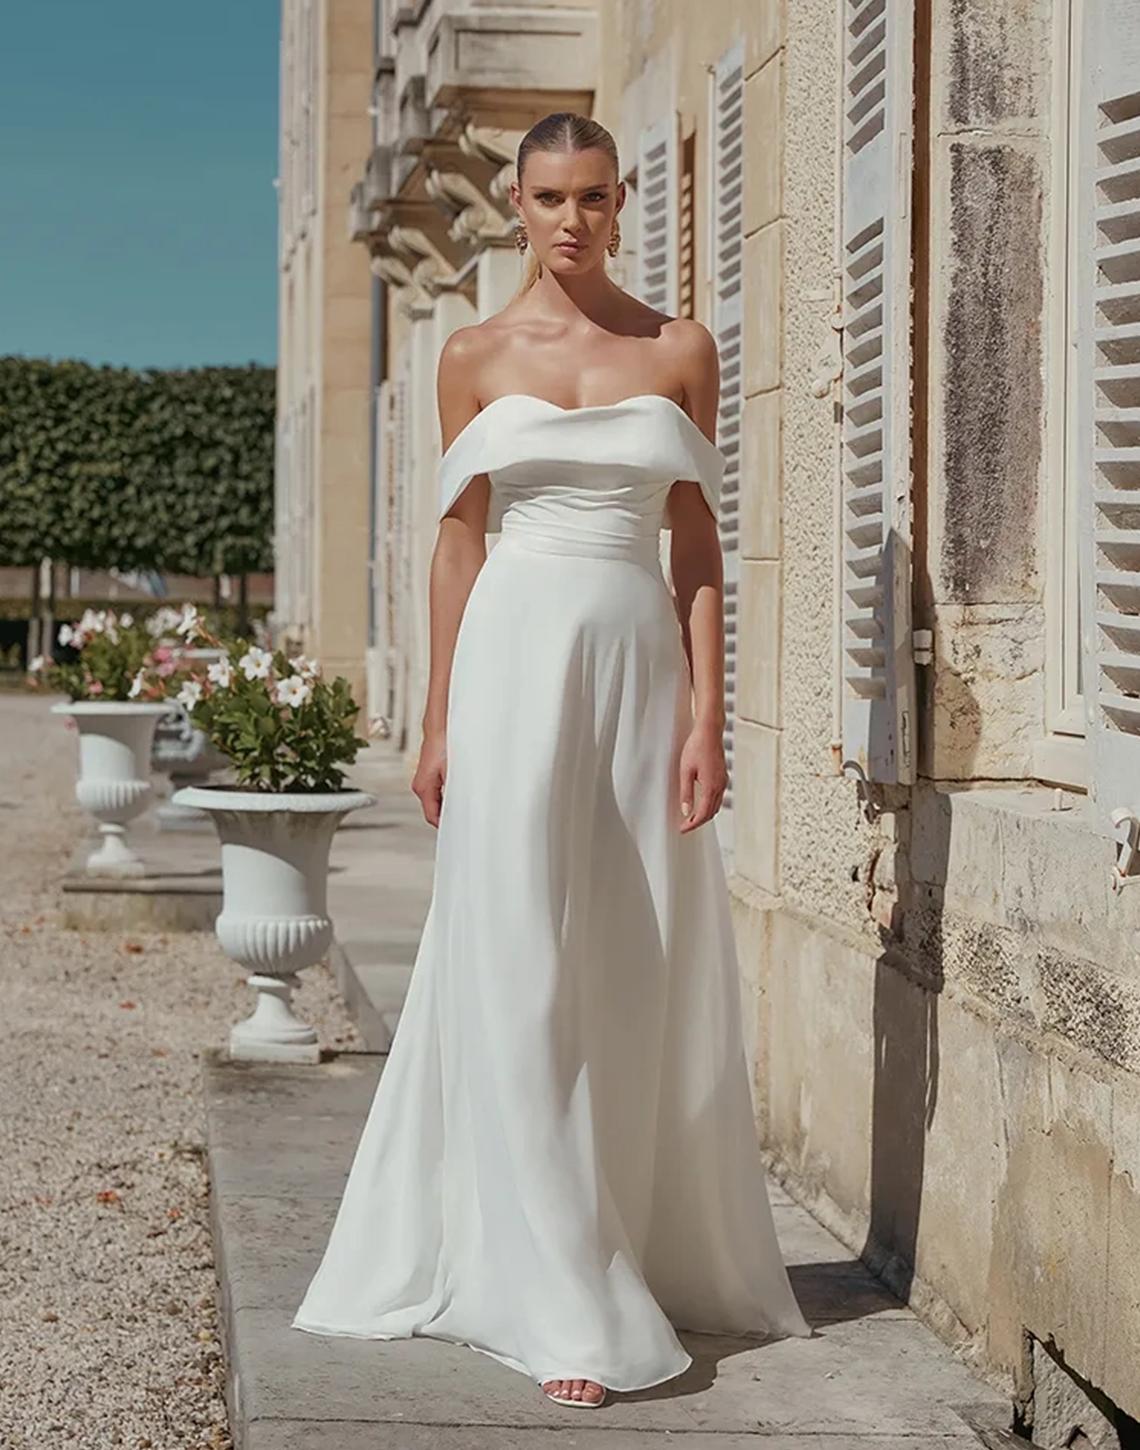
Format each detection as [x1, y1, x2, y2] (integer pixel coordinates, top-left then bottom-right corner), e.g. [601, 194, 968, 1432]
[497, 520, 662, 564]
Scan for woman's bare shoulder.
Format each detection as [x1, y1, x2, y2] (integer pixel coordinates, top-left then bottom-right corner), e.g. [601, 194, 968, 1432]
[436, 310, 528, 395]
[658, 314, 718, 371]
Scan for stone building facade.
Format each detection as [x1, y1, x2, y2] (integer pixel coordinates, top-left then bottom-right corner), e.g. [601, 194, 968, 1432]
[275, 0, 1140, 1435]
[274, 0, 374, 699]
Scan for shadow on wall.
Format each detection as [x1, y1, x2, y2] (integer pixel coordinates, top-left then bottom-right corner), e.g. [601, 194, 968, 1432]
[857, 561, 980, 1311]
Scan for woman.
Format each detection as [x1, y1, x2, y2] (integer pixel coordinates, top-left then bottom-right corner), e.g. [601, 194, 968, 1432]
[291, 111, 810, 1410]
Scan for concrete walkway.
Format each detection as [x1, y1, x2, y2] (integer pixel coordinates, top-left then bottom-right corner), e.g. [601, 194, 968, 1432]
[204, 746, 1026, 1449]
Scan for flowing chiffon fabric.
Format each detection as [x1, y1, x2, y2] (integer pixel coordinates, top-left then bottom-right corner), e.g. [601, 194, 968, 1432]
[290, 393, 811, 1390]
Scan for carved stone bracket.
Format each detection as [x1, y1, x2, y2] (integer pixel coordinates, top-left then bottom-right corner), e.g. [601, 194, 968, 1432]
[424, 166, 513, 247]
[459, 122, 524, 208]
[384, 224, 459, 304]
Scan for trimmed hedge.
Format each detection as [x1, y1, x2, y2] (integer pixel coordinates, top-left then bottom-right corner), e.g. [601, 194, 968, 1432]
[0, 357, 275, 576]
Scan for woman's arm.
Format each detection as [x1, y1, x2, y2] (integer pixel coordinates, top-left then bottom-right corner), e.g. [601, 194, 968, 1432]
[667, 321, 729, 834]
[411, 328, 490, 827]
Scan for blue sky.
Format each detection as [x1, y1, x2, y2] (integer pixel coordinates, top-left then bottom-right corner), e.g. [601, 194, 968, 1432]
[1, 1, 279, 370]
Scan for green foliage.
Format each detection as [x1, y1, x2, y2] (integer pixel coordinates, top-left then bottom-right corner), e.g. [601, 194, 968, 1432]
[179, 620, 368, 793]
[0, 357, 275, 575]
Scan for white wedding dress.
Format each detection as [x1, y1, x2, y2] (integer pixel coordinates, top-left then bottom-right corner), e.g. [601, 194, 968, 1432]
[291, 393, 811, 1391]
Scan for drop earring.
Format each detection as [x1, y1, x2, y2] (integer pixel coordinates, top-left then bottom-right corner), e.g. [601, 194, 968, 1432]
[607, 219, 621, 257]
[515, 223, 529, 253]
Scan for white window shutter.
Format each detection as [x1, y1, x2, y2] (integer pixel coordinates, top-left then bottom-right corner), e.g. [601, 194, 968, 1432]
[839, 0, 915, 785]
[712, 41, 745, 826]
[1077, 0, 1140, 862]
[637, 115, 679, 315]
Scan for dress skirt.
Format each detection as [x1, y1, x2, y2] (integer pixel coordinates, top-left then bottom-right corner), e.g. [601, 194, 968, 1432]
[290, 527, 811, 1391]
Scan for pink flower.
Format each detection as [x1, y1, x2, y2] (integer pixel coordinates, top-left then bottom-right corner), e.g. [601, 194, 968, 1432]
[157, 660, 177, 678]
[89, 680, 104, 696]
[153, 645, 174, 663]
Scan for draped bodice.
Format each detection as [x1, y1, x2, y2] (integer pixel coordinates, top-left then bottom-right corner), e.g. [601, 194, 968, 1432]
[436, 394, 726, 560]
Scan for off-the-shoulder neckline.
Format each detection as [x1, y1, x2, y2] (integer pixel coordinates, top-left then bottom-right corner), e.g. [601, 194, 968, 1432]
[439, 392, 723, 465]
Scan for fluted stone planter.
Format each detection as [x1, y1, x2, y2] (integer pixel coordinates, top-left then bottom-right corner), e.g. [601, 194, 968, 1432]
[52, 701, 171, 876]
[171, 785, 374, 1063]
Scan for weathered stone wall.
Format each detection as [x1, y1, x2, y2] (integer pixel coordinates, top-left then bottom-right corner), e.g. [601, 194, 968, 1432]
[744, 0, 1140, 1428]
[925, 0, 1053, 781]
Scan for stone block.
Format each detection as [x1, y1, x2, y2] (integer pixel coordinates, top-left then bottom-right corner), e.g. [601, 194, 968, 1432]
[737, 559, 781, 729]
[933, 142, 1044, 607]
[765, 910, 876, 1214]
[745, 0, 784, 75]
[987, 1038, 1111, 1390]
[936, 0, 1049, 131]
[733, 719, 780, 893]
[744, 55, 782, 236]
[924, 603, 1046, 780]
[743, 221, 783, 397]
[740, 388, 781, 561]
[1106, 1071, 1140, 1420]
[908, 993, 999, 1336]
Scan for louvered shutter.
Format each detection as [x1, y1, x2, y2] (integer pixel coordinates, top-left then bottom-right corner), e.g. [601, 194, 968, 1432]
[1077, 0, 1140, 847]
[713, 41, 744, 834]
[838, 0, 915, 785]
[637, 115, 679, 314]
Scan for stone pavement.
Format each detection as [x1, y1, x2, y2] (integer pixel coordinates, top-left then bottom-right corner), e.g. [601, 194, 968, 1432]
[204, 745, 1027, 1449]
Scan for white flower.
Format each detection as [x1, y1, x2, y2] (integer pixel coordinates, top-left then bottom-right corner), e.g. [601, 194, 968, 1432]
[177, 679, 204, 708]
[120, 612, 134, 628]
[146, 605, 182, 638]
[239, 646, 273, 681]
[57, 623, 74, 647]
[274, 674, 313, 708]
[175, 604, 202, 640]
[78, 608, 102, 635]
[288, 653, 320, 679]
[28, 654, 46, 673]
[128, 669, 145, 699]
[207, 658, 233, 689]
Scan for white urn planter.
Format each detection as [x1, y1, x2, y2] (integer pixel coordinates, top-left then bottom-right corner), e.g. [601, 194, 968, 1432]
[52, 701, 171, 876]
[171, 785, 374, 1063]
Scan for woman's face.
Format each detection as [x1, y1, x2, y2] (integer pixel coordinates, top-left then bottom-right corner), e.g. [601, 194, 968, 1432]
[511, 148, 623, 273]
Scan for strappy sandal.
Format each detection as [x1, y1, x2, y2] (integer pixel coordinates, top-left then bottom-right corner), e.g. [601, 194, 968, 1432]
[541, 1376, 608, 1408]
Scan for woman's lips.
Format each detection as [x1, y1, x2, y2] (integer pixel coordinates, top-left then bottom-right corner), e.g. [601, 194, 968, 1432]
[555, 240, 583, 251]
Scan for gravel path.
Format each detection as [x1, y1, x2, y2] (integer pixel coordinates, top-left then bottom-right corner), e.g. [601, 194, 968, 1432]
[0, 690, 363, 1449]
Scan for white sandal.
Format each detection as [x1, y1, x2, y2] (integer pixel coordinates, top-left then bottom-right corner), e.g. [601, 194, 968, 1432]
[541, 1377, 608, 1408]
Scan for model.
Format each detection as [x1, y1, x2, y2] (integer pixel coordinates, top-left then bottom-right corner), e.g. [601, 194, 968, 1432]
[291, 110, 811, 1410]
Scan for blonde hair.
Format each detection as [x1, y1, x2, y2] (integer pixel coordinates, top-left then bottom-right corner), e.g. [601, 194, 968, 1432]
[511, 112, 620, 300]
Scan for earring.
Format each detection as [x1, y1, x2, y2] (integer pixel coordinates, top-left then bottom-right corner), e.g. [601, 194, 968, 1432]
[515, 223, 529, 253]
[607, 219, 621, 256]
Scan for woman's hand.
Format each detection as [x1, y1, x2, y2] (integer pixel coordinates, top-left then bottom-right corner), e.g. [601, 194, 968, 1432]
[412, 727, 447, 828]
[678, 718, 728, 833]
